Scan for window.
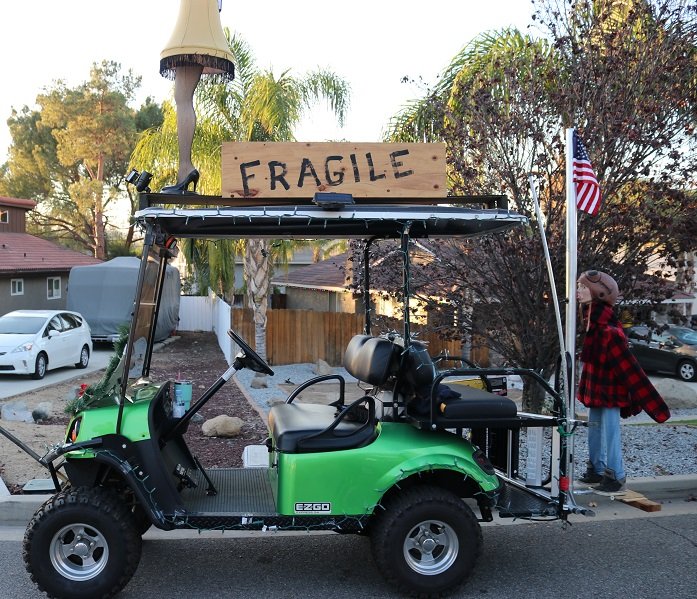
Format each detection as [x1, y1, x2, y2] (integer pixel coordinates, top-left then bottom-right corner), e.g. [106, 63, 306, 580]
[44, 315, 64, 337]
[0, 210, 7, 224]
[11, 279, 24, 296]
[61, 313, 82, 330]
[47, 277, 61, 300]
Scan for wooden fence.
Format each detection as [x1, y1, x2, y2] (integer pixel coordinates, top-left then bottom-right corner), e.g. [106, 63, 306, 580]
[230, 308, 489, 366]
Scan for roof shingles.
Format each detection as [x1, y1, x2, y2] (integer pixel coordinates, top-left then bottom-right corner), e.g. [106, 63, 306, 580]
[271, 252, 352, 291]
[0, 233, 101, 274]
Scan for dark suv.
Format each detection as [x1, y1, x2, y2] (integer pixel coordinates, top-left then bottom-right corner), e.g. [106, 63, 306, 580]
[626, 325, 697, 382]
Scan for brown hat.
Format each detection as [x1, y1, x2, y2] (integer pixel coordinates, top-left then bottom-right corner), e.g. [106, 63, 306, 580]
[578, 270, 619, 305]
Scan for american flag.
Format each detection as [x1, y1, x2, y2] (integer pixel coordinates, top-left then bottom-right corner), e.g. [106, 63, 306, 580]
[573, 131, 602, 216]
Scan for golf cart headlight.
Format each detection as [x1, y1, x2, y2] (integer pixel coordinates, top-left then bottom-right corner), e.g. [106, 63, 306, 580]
[12, 342, 33, 353]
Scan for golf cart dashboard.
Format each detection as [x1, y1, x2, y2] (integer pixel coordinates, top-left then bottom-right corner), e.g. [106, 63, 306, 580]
[147, 381, 175, 432]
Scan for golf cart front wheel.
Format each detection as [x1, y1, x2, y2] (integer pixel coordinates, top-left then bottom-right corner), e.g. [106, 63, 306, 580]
[370, 485, 482, 597]
[23, 486, 142, 599]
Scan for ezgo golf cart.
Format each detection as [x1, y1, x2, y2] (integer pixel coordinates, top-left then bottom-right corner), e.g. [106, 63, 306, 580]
[19, 191, 589, 598]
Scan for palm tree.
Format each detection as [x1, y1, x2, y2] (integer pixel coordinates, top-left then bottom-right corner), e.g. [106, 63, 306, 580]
[131, 33, 350, 360]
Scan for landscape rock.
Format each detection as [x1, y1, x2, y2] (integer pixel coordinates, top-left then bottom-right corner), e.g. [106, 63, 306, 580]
[250, 374, 269, 389]
[31, 401, 53, 422]
[651, 378, 697, 409]
[314, 359, 334, 376]
[1, 401, 34, 423]
[201, 415, 244, 437]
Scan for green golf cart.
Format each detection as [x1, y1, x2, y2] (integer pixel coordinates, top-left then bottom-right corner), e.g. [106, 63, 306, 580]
[19, 191, 588, 598]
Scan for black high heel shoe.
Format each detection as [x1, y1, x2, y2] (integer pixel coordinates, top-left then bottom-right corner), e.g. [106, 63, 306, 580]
[161, 169, 200, 194]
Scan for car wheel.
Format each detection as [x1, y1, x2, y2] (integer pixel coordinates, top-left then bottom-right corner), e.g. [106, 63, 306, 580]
[23, 486, 142, 599]
[677, 360, 696, 382]
[32, 353, 47, 380]
[370, 485, 482, 597]
[75, 345, 90, 369]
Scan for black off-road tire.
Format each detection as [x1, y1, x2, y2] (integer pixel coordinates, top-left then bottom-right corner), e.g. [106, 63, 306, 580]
[23, 486, 142, 599]
[130, 502, 153, 535]
[370, 485, 482, 598]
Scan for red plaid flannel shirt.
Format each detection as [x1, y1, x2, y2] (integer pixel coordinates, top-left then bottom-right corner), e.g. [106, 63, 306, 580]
[577, 303, 670, 423]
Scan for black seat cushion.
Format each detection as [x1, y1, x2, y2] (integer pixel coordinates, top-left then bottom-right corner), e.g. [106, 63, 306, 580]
[269, 403, 377, 453]
[439, 386, 517, 419]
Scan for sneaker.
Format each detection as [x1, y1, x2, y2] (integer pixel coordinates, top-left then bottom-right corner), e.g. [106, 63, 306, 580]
[594, 475, 626, 496]
[578, 470, 603, 485]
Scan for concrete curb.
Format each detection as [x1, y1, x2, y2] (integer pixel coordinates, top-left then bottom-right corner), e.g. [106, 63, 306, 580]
[1, 474, 695, 529]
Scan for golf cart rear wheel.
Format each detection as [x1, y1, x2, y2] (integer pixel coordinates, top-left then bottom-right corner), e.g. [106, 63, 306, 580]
[23, 486, 142, 599]
[677, 360, 696, 382]
[371, 485, 482, 597]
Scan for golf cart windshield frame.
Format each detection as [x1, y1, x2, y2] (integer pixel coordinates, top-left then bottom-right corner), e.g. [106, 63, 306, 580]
[116, 192, 527, 433]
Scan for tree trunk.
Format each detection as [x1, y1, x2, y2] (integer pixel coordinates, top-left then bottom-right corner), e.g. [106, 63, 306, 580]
[94, 154, 107, 260]
[244, 239, 271, 361]
[94, 204, 106, 260]
[522, 379, 546, 414]
[125, 223, 135, 251]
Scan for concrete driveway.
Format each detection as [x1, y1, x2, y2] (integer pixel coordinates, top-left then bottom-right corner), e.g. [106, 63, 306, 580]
[0, 344, 113, 400]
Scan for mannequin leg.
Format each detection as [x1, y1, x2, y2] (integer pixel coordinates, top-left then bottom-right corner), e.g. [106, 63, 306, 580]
[173, 65, 203, 183]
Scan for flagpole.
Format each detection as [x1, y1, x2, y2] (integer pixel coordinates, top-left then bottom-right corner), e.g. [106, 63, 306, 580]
[564, 127, 578, 488]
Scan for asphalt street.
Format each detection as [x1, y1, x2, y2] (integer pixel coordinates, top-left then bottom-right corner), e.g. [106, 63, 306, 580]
[0, 344, 113, 399]
[1, 510, 696, 598]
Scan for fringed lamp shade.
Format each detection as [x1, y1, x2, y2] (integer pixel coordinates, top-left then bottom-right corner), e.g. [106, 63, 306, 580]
[160, 0, 234, 81]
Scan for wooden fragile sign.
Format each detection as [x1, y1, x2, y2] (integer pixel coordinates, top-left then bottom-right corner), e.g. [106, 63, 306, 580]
[221, 142, 446, 199]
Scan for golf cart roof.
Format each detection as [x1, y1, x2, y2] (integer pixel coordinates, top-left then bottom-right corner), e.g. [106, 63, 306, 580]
[134, 194, 527, 239]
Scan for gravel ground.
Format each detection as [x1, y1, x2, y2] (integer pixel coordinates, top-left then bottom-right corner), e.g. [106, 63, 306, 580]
[236, 363, 697, 479]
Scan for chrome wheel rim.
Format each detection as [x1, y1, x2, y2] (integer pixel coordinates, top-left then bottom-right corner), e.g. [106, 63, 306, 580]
[403, 519, 459, 575]
[37, 356, 46, 377]
[50, 523, 109, 581]
[679, 362, 694, 380]
[80, 347, 89, 366]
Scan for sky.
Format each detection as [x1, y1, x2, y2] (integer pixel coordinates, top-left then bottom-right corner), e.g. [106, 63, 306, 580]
[0, 0, 534, 164]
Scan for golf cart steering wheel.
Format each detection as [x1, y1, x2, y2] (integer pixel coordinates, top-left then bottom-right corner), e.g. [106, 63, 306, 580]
[227, 329, 274, 376]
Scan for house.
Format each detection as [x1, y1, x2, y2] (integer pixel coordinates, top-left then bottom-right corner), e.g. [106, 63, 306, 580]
[269, 247, 431, 321]
[270, 252, 362, 312]
[0, 196, 101, 315]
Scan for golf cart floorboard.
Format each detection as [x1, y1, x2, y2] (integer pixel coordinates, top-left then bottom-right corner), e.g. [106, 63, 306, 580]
[496, 480, 558, 518]
[182, 467, 276, 515]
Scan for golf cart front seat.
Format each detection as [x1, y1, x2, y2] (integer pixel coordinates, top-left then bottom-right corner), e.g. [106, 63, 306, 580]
[268, 336, 393, 454]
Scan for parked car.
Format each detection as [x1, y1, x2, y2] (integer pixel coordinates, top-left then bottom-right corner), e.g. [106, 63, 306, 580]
[0, 310, 92, 379]
[626, 324, 697, 382]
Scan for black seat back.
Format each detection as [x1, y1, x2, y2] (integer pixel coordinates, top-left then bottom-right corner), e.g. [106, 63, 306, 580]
[344, 335, 399, 385]
[398, 341, 438, 415]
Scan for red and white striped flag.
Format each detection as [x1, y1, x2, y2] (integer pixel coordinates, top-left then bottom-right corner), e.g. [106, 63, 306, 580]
[573, 131, 602, 216]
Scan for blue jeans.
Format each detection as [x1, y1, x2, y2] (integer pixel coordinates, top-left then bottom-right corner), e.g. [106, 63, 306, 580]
[587, 407, 625, 481]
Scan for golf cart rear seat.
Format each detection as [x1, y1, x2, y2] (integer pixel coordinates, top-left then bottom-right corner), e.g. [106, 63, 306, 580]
[399, 340, 519, 427]
[343, 335, 519, 426]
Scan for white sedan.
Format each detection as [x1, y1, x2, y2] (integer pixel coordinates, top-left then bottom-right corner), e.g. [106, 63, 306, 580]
[0, 310, 93, 379]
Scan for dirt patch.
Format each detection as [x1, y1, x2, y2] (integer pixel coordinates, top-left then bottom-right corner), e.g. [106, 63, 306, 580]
[0, 332, 267, 492]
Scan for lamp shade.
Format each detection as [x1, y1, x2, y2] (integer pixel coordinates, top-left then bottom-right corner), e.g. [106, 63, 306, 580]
[160, 0, 234, 81]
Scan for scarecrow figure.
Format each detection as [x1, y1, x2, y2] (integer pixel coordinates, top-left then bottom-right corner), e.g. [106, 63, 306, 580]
[576, 269, 670, 495]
